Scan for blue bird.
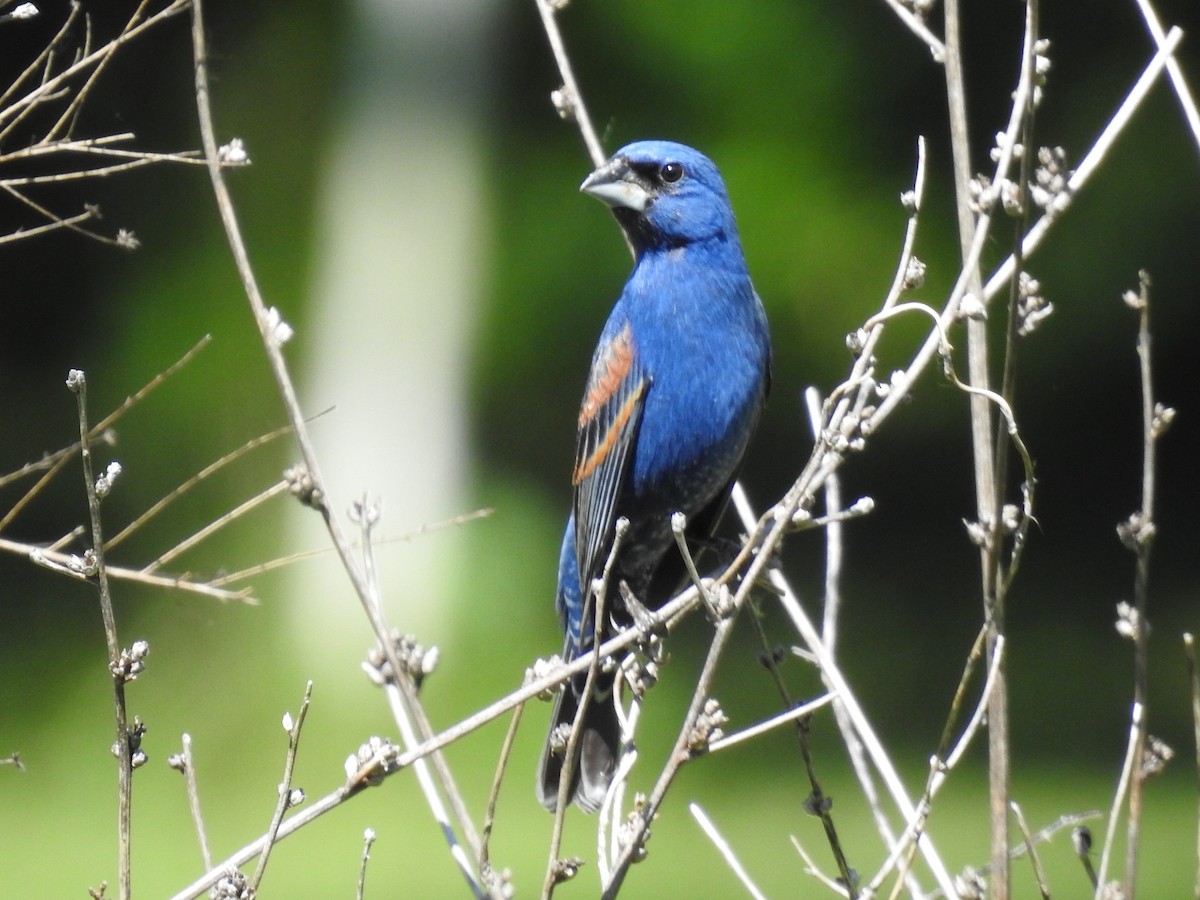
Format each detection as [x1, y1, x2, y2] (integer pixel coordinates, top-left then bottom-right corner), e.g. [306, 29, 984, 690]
[537, 141, 772, 812]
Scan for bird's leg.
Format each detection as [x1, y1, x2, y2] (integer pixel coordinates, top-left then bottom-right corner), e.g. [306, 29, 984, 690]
[617, 580, 659, 637]
[616, 581, 667, 702]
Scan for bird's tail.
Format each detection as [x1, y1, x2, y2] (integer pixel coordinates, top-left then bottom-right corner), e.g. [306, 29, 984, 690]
[536, 671, 621, 813]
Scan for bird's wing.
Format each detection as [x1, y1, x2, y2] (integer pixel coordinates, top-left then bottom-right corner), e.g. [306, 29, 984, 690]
[571, 320, 648, 613]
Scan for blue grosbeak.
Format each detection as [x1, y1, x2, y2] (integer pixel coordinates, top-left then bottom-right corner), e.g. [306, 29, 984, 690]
[537, 141, 772, 812]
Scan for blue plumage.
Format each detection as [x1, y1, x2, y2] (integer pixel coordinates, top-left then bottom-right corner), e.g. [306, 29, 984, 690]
[538, 141, 771, 812]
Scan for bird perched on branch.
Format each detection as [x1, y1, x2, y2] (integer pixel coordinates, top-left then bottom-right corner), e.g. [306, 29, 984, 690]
[538, 140, 772, 812]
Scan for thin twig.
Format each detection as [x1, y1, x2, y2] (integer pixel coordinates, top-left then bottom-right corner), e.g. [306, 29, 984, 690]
[480, 703, 524, 894]
[1131, 0, 1200, 156]
[876, 0, 946, 61]
[171, 734, 213, 870]
[690, 803, 768, 900]
[381, 676, 486, 897]
[707, 692, 837, 754]
[793, 703, 856, 895]
[981, 27, 1185, 308]
[14, 538, 254, 603]
[543, 518, 626, 899]
[69, 369, 134, 900]
[0, 0, 190, 132]
[928, 812, 1101, 899]
[0, 0, 197, 255]
[1184, 632, 1200, 900]
[809, 388, 844, 653]
[0, 131, 189, 163]
[1, 334, 213, 520]
[943, 0, 1027, 888]
[1011, 811, 1102, 861]
[1009, 801, 1051, 900]
[93, 336, 215, 434]
[867, 28, 1182, 441]
[740, 583, 858, 896]
[168, 789, 348, 900]
[792, 834, 851, 898]
[731, 488, 958, 899]
[47, 0, 153, 142]
[603, 486, 823, 895]
[107, 423, 294, 550]
[0, 204, 97, 244]
[943, 633, 1005, 771]
[601, 613, 741, 900]
[865, 634, 1005, 897]
[993, 0, 1040, 599]
[209, 507, 493, 586]
[0, 447, 80, 531]
[533, 0, 605, 167]
[250, 681, 313, 894]
[357, 828, 377, 900]
[0, 182, 115, 243]
[0, 2, 81, 109]
[141, 479, 288, 573]
[806, 148, 928, 897]
[1122, 269, 1159, 896]
[1, 152, 205, 186]
[598, 677, 643, 880]
[1096, 702, 1142, 895]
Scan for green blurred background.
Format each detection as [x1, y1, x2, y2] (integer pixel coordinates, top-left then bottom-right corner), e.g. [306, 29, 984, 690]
[2, 0, 1199, 895]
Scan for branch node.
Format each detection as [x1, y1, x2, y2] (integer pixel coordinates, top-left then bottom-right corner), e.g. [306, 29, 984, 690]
[217, 136, 251, 166]
[109, 639, 149, 683]
[283, 462, 325, 511]
[1115, 600, 1145, 642]
[344, 736, 403, 789]
[363, 630, 439, 689]
[685, 697, 728, 756]
[208, 868, 252, 900]
[110, 716, 148, 769]
[550, 856, 585, 884]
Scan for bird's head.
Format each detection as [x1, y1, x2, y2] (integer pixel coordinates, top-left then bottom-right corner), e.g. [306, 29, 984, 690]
[580, 141, 738, 251]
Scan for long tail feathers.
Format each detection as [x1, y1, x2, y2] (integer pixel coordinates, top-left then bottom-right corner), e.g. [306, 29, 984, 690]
[537, 679, 621, 813]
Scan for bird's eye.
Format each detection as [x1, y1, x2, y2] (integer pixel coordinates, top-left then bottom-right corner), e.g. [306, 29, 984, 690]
[659, 162, 684, 184]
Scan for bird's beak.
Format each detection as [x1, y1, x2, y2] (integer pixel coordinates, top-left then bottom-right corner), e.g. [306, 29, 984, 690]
[580, 157, 652, 212]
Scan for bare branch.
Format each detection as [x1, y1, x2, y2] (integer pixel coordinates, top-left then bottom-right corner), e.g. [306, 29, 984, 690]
[1096, 702, 1143, 894]
[356, 829, 377, 900]
[208, 507, 492, 586]
[107, 423, 294, 550]
[14, 538, 255, 603]
[707, 692, 837, 754]
[68, 368, 135, 900]
[141, 479, 289, 573]
[982, 27, 1185, 307]
[1131, 0, 1200, 155]
[168, 734, 213, 871]
[480, 703, 523, 897]
[690, 803, 768, 900]
[876, 0, 946, 61]
[1120, 269, 1164, 895]
[1185, 632, 1200, 899]
[1009, 801, 1050, 900]
[250, 682, 313, 893]
[533, 0, 605, 167]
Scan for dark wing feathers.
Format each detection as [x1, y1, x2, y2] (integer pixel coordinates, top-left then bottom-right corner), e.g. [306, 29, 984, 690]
[570, 321, 648, 642]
